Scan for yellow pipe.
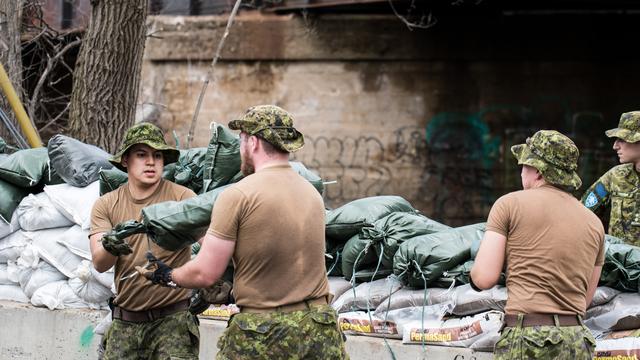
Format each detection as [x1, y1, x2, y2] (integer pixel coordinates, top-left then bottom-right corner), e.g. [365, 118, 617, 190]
[0, 62, 43, 148]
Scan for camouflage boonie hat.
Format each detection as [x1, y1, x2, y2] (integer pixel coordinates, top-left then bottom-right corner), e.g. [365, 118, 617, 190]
[511, 130, 582, 190]
[605, 111, 640, 143]
[109, 122, 180, 172]
[228, 105, 304, 153]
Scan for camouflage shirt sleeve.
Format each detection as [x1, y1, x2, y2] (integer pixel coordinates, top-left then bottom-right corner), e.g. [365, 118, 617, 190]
[581, 170, 613, 212]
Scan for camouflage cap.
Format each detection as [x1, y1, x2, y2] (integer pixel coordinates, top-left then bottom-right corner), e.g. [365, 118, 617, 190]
[605, 111, 640, 143]
[109, 122, 180, 172]
[511, 130, 582, 190]
[228, 105, 304, 153]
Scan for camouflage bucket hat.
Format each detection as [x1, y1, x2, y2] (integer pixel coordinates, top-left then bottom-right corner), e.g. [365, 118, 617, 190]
[109, 122, 180, 172]
[228, 105, 304, 153]
[511, 130, 582, 190]
[605, 111, 640, 143]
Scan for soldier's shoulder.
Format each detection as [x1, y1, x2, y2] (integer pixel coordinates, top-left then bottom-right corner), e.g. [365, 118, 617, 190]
[610, 163, 635, 178]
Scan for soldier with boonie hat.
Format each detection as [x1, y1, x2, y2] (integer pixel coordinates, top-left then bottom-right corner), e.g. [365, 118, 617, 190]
[582, 111, 640, 245]
[89, 122, 200, 359]
[471, 130, 604, 359]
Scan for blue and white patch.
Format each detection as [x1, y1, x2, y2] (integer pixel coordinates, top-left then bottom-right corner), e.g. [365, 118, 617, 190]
[595, 183, 608, 198]
[584, 192, 599, 208]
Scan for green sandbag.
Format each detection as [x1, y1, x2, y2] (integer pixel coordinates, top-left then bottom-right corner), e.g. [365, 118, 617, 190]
[141, 185, 230, 251]
[0, 147, 62, 187]
[0, 178, 31, 223]
[341, 233, 379, 281]
[361, 212, 451, 269]
[202, 124, 241, 193]
[173, 148, 207, 193]
[599, 237, 640, 292]
[99, 168, 128, 195]
[433, 260, 506, 288]
[326, 196, 416, 243]
[393, 223, 485, 288]
[290, 162, 324, 194]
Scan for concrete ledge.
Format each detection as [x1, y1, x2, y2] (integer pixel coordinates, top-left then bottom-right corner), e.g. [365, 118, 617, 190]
[0, 300, 493, 359]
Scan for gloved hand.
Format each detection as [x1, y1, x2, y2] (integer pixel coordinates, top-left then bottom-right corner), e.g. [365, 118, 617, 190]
[101, 220, 146, 256]
[189, 280, 234, 315]
[135, 252, 179, 288]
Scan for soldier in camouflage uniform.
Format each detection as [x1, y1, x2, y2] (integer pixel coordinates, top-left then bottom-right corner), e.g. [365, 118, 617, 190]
[90, 122, 200, 360]
[138, 105, 349, 359]
[582, 111, 640, 245]
[470, 130, 604, 359]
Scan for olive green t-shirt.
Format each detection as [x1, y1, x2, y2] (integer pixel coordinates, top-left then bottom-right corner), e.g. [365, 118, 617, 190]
[90, 179, 195, 311]
[487, 184, 605, 315]
[207, 164, 330, 308]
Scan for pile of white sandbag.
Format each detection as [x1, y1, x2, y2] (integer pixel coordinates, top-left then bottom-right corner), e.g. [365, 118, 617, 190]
[0, 181, 114, 310]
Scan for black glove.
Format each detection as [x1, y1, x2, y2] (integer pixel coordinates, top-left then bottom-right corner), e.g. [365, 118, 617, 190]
[136, 252, 179, 288]
[101, 220, 146, 256]
[189, 280, 234, 315]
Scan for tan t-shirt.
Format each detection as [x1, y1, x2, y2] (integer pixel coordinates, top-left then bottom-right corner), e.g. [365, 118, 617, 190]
[90, 179, 195, 311]
[487, 185, 605, 315]
[207, 164, 330, 308]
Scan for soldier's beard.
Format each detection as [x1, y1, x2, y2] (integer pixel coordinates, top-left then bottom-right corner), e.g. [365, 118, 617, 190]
[241, 149, 255, 176]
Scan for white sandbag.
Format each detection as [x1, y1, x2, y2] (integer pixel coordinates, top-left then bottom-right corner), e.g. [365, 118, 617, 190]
[450, 284, 507, 316]
[16, 192, 74, 231]
[595, 337, 640, 359]
[332, 277, 403, 313]
[590, 286, 622, 308]
[94, 310, 112, 335]
[338, 311, 401, 339]
[21, 260, 66, 298]
[56, 225, 91, 260]
[30, 280, 94, 310]
[43, 181, 100, 229]
[0, 263, 15, 285]
[586, 293, 640, 331]
[328, 276, 352, 302]
[0, 211, 20, 239]
[402, 310, 504, 348]
[0, 230, 31, 263]
[68, 260, 113, 304]
[31, 227, 84, 278]
[374, 287, 451, 316]
[0, 284, 29, 303]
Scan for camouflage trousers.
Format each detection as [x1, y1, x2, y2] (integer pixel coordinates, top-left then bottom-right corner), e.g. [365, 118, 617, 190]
[216, 304, 349, 360]
[101, 310, 200, 360]
[494, 319, 595, 359]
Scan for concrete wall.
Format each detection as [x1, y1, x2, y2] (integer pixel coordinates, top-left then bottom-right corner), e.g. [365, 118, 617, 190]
[140, 13, 640, 225]
[0, 301, 493, 359]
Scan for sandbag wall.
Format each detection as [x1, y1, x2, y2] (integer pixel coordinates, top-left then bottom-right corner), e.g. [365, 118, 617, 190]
[324, 195, 640, 354]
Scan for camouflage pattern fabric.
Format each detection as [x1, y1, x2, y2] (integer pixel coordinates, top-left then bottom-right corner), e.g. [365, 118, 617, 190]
[582, 163, 640, 245]
[511, 130, 582, 191]
[494, 323, 595, 360]
[228, 105, 304, 153]
[109, 122, 180, 171]
[101, 310, 199, 360]
[606, 111, 640, 143]
[216, 304, 349, 360]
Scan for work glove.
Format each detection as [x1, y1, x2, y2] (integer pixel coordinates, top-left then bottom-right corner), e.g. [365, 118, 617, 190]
[101, 220, 146, 256]
[135, 252, 179, 288]
[189, 280, 234, 315]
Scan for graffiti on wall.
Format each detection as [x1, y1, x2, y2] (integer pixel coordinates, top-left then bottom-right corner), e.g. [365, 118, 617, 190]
[294, 99, 618, 226]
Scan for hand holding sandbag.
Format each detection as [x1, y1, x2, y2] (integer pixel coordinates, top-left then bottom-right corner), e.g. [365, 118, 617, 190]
[135, 252, 178, 288]
[189, 280, 234, 315]
[101, 220, 147, 256]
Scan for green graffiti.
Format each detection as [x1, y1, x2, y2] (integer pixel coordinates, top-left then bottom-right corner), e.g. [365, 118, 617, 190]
[80, 326, 94, 348]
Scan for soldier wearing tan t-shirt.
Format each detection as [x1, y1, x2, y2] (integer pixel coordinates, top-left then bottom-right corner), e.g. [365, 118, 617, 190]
[139, 105, 348, 360]
[89, 123, 200, 360]
[471, 130, 604, 360]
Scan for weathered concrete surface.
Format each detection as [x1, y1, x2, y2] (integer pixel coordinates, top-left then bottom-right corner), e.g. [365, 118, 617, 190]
[140, 13, 640, 225]
[0, 300, 493, 359]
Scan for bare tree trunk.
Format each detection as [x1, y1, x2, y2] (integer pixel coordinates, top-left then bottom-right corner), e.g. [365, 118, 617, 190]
[0, 0, 23, 145]
[68, 0, 148, 153]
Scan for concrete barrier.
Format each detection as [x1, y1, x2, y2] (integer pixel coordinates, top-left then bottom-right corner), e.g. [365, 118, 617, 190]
[0, 300, 493, 359]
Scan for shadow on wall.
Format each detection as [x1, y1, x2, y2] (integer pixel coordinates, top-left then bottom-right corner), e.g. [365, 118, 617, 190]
[294, 97, 618, 227]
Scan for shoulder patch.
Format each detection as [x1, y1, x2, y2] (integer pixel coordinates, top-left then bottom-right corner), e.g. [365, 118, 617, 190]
[594, 183, 608, 198]
[584, 192, 598, 208]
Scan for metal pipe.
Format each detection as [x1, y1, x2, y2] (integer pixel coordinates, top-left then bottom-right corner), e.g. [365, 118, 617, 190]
[0, 62, 43, 148]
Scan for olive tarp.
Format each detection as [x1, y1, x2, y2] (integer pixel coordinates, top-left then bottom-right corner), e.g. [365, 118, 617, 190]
[599, 237, 640, 292]
[393, 223, 486, 288]
[325, 196, 416, 243]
